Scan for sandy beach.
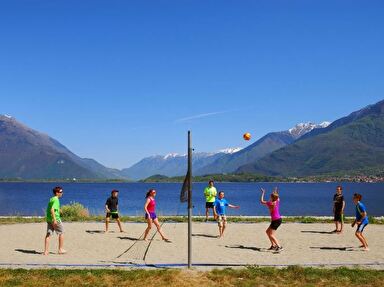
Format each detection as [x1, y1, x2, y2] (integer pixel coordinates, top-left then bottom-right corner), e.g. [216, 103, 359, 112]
[0, 221, 383, 269]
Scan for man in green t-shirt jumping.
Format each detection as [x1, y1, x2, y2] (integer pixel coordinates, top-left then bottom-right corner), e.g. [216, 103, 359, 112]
[204, 180, 217, 222]
[43, 186, 65, 255]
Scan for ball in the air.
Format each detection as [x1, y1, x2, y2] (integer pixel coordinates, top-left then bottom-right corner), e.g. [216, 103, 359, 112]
[243, 132, 251, 141]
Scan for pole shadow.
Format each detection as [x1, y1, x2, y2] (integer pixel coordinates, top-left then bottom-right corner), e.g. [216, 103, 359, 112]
[301, 230, 336, 234]
[15, 249, 43, 255]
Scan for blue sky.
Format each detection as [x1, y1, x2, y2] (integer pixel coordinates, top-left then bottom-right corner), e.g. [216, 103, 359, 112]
[1, 0, 383, 169]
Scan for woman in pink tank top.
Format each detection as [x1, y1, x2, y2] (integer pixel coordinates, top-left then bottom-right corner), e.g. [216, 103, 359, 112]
[143, 189, 170, 242]
[260, 187, 283, 252]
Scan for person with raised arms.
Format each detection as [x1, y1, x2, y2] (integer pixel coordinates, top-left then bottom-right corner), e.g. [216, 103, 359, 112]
[260, 187, 283, 252]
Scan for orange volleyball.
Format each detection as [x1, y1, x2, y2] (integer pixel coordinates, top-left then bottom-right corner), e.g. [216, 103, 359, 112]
[243, 132, 251, 140]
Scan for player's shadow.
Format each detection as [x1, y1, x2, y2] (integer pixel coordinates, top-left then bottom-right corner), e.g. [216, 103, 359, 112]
[225, 245, 266, 252]
[85, 230, 106, 234]
[301, 230, 335, 234]
[192, 233, 218, 238]
[310, 246, 354, 251]
[118, 236, 141, 241]
[15, 249, 43, 255]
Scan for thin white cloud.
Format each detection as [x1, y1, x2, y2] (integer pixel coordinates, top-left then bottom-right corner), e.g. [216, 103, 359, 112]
[175, 111, 229, 123]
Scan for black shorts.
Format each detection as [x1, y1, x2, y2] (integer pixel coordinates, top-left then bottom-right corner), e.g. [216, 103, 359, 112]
[206, 202, 214, 208]
[106, 212, 119, 219]
[269, 218, 282, 230]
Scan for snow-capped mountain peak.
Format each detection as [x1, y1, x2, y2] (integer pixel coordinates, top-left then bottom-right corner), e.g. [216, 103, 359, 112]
[1, 114, 13, 119]
[163, 153, 180, 159]
[319, 121, 331, 128]
[289, 122, 330, 138]
[218, 147, 242, 154]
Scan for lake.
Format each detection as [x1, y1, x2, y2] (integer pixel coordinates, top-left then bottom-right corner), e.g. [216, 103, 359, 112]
[0, 182, 382, 217]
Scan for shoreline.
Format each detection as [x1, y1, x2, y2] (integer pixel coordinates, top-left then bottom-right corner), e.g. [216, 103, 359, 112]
[1, 179, 384, 183]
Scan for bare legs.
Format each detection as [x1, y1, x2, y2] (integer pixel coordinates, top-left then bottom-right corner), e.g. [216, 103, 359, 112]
[43, 233, 65, 255]
[105, 217, 124, 232]
[58, 234, 66, 254]
[205, 208, 211, 221]
[105, 217, 109, 232]
[334, 220, 343, 233]
[143, 218, 168, 241]
[266, 227, 280, 248]
[218, 223, 226, 238]
[355, 231, 369, 250]
[43, 234, 50, 255]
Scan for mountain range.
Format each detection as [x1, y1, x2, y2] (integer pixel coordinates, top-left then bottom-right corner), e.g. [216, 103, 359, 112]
[121, 149, 241, 180]
[195, 122, 330, 176]
[237, 100, 384, 176]
[1, 99, 383, 180]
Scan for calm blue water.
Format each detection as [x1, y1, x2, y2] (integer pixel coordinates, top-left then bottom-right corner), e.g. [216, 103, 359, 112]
[0, 182, 383, 216]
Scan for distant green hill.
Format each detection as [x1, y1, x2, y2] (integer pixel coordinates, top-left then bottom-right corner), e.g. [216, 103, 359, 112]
[141, 173, 283, 183]
[237, 101, 384, 177]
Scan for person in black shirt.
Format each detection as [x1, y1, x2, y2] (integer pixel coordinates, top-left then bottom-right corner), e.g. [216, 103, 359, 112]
[332, 185, 345, 233]
[105, 189, 123, 232]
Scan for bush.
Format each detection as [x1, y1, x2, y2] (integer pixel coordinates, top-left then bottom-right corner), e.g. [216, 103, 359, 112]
[61, 202, 89, 221]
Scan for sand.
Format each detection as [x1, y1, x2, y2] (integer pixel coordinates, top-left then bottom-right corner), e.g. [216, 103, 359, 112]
[0, 221, 383, 269]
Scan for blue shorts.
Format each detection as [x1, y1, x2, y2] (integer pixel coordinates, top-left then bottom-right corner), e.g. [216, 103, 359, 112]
[145, 212, 157, 220]
[356, 222, 368, 233]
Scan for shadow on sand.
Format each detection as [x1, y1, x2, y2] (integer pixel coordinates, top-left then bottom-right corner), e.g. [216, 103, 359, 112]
[310, 246, 354, 251]
[15, 249, 43, 255]
[301, 230, 336, 234]
[85, 230, 105, 234]
[225, 245, 267, 252]
[118, 236, 141, 241]
[192, 233, 218, 239]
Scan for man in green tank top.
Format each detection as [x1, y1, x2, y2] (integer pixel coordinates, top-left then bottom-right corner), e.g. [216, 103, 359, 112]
[44, 186, 65, 255]
[204, 180, 217, 222]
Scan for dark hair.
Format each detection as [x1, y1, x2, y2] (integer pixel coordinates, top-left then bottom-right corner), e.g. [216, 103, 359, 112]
[111, 189, 119, 194]
[146, 189, 156, 198]
[336, 185, 343, 191]
[52, 186, 63, 195]
[353, 193, 362, 201]
[209, 180, 214, 184]
[218, 191, 224, 196]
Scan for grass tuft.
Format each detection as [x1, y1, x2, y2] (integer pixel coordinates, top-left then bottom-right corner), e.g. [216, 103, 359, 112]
[60, 202, 89, 221]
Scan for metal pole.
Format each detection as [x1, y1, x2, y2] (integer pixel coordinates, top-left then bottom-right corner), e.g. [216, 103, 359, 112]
[187, 130, 192, 268]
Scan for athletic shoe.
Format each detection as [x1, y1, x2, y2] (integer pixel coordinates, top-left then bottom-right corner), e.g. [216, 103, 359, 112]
[267, 245, 275, 250]
[274, 246, 283, 252]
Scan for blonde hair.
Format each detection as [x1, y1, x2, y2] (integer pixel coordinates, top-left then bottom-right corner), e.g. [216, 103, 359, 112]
[271, 191, 279, 202]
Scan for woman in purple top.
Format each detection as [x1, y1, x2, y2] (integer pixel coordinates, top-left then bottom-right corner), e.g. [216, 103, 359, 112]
[260, 188, 283, 251]
[143, 189, 170, 242]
